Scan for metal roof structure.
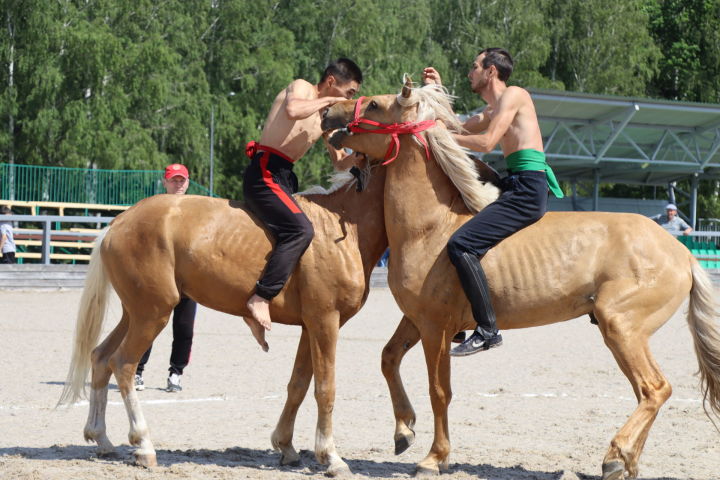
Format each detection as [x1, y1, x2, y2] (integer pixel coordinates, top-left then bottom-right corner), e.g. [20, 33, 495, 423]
[474, 89, 720, 226]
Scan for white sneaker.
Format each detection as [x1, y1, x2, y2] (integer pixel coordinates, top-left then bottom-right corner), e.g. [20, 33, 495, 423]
[134, 374, 145, 391]
[166, 373, 182, 392]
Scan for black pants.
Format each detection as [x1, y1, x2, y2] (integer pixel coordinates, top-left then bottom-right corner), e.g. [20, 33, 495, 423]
[1, 252, 16, 263]
[137, 297, 197, 376]
[446, 170, 548, 331]
[243, 151, 314, 300]
[447, 170, 549, 261]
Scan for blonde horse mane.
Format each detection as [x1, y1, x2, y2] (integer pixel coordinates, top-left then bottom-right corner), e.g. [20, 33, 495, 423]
[404, 84, 500, 213]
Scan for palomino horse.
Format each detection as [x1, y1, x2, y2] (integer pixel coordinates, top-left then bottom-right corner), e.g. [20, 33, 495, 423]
[58, 163, 387, 476]
[321, 81, 720, 479]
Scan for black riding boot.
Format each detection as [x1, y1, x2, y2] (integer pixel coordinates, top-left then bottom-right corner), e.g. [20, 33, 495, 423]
[450, 252, 503, 356]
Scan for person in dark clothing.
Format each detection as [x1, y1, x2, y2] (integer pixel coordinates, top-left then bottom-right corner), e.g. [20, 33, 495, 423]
[423, 48, 564, 356]
[242, 58, 363, 352]
[135, 163, 198, 392]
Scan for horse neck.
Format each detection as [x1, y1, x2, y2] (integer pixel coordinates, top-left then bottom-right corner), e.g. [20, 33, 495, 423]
[384, 141, 465, 244]
[305, 169, 388, 272]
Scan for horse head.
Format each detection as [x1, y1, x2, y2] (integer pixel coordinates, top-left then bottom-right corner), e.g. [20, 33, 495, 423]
[321, 77, 423, 162]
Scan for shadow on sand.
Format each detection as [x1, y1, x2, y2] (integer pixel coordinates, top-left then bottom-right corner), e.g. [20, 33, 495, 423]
[0, 445, 691, 480]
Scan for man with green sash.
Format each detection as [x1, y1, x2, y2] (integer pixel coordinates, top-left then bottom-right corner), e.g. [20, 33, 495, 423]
[423, 48, 563, 356]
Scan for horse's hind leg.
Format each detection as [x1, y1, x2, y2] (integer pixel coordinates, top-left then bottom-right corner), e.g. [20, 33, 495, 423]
[84, 308, 130, 456]
[108, 306, 171, 467]
[594, 285, 678, 480]
[271, 327, 313, 466]
[381, 315, 420, 454]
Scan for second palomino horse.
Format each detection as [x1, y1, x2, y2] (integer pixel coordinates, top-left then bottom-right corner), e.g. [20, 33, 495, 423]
[321, 80, 720, 480]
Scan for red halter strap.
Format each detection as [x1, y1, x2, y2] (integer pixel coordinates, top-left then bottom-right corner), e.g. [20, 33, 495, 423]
[345, 96, 436, 165]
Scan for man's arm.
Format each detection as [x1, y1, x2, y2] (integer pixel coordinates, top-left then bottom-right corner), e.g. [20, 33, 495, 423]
[452, 88, 523, 153]
[680, 219, 693, 235]
[0, 231, 6, 251]
[462, 111, 491, 134]
[285, 79, 346, 120]
[322, 135, 361, 170]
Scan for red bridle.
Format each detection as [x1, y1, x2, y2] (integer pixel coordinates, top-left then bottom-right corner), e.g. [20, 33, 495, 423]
[345, 96, 436, 165]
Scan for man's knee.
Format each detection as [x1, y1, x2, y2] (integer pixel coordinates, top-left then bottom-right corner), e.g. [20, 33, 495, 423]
[446, 233, 466, 266]
[300, 220, 314, 246]
[287, 220, 314, 250]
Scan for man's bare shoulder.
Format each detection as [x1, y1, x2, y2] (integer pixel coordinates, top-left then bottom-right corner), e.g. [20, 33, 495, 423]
[504, 86, 531, 100]
[287, 79, 315, 98]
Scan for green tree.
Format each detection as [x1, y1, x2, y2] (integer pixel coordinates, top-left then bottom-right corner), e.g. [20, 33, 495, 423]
[427, 0, 557, 111]
[645, 0, 720, 102]
[202, 0, 297, 198]
[543, 0, 660, 95]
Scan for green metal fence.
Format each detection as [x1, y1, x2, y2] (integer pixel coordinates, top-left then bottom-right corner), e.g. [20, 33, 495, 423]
[1, 163, 214, 205]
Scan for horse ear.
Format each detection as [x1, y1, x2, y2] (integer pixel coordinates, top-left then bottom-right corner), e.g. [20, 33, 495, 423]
[401, 75, 414, 98]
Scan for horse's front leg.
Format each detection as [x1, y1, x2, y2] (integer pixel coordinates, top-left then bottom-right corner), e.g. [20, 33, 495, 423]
[381, 315, 420, 454]
[416, 326, 453, 475]
[306, 312, 349, 477]
[271, 328, 313, 466]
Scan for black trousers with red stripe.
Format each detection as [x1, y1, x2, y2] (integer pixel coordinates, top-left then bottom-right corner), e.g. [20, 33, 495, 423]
[243, 151, 314, 300]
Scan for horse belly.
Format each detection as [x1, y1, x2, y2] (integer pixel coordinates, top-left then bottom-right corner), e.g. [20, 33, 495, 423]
[484, 229, 597, 328]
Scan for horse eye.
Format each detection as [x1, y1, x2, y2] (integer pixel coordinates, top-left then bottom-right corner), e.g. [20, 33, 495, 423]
[368, 100, 378, 109]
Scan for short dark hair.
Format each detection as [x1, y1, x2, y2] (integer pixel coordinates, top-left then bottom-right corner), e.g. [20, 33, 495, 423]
[479, 48, 513, 82]
[1, 205, 11, 214]
[320, 57, 363, 85]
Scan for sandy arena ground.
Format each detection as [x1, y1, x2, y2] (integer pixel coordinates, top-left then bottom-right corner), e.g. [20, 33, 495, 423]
[1, 286, 719, 480]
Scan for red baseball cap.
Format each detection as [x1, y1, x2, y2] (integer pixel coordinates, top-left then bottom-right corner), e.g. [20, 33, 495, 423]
[164, 163, 189, 179]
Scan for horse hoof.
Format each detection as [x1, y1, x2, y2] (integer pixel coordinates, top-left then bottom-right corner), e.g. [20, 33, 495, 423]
[395, 435, 413, 455]
[602, 460, 625, 480]
[134, 452, 157, 468]
[327, 461, 351, 477]
[415, 465, 440, 477]
[394, 429, 416, 455]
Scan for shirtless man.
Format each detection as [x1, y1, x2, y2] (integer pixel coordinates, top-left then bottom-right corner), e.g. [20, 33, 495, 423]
[242, 58, 363, 350]
[423, 48, 564, 356]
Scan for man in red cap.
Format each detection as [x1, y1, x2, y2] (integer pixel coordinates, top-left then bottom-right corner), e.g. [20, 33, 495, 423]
[134, 163, 197, 392]
[163, 163, 190, 195]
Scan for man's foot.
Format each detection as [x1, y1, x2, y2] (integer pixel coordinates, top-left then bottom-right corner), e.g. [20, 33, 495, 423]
[166, 373, 182, 392]
[247, 294, 272, 330]
[134, 374, 145, 391]
[243, 316, 269, 352]
[450, 329, 502, 357]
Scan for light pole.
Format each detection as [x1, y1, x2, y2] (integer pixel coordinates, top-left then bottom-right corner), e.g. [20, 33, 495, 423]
[209, 104, 215, 196]
[209, 92, 235, 196]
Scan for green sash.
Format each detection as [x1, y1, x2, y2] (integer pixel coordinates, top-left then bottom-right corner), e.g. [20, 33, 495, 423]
[505, 149, 564, 198]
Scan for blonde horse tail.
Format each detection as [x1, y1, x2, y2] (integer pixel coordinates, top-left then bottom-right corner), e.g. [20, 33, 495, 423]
[687, 260, 720, 428]
[57, 228, 111, 407]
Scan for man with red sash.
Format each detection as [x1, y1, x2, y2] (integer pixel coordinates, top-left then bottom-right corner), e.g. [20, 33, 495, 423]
[424, 48, 564, 356]
[243, 58, 363, 350]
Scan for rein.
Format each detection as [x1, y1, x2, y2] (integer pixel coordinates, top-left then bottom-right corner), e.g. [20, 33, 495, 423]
[345, 96, 436, 165]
